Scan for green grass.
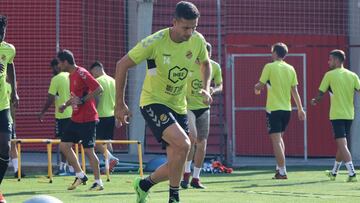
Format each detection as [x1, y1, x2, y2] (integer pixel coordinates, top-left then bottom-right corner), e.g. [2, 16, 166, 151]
[2, 168, 360, 203]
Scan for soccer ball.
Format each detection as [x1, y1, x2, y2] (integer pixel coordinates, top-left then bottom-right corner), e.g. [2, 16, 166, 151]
[24, 195, 63, 203]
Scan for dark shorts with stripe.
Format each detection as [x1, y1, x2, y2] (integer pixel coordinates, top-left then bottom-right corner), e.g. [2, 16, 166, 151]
[96, 116, 115, 140]
[62, 120, 97, 148]
[140, 104, 189, 148]
[266, 110, 291, 134]
[55, 118, 71, 138]
[331, 119, 352, 139]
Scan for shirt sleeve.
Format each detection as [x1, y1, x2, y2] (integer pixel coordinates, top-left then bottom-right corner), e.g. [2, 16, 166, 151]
[48, 77, 57, 96]
[82, 70, 101, 92]
[128, 35, 156, 65]
[197, 37, 209, 63]
[212, 62, 223, 85]
[291, 68, 298, 87]
[319, 73, 330, 92]
[354, 74, 360, 91]
[259, 64, 270, 84]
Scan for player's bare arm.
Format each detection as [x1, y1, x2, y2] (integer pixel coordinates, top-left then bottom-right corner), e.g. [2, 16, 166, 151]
[7, 63, 19, 108]
[291, 86, 306, 120]
[200, 59, 212, 105]
[38, 94, 56, 122]
[210, 83, 223, 95]
[254, 82, 265, 95]
[115, 54, 137, 125]
[310, 91, 325, 106]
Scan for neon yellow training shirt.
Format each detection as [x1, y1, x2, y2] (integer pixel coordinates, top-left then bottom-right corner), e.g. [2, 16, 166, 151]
[0, 41, 16, 111]
[187, 59, 222, 110]
[48, 72, 72, 119]
[128, 28, 209, 114]
[319, 67, 360, 120]
[96, 74, 115, 117]
[259, 60, 298, 112]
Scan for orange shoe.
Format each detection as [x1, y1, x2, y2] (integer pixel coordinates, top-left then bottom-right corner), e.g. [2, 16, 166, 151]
[0, 192, 6, 203]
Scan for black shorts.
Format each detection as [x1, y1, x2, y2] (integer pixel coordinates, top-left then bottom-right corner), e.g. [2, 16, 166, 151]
[55, 118, 71, 138]
[62, 120, 97, 148]
[331, 119, 352, 139]
[96, 116, 115, 140]
[266, 110, 291, 134]
[141, 104, 189, 148]
[190, 107, 209, 119]
[0, 108, 12, 134]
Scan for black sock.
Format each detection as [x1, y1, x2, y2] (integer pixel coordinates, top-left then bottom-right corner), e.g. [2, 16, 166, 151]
[139, 175, 156, 192]
[0, 158, 9, 185]
[169, 186, 179, 202]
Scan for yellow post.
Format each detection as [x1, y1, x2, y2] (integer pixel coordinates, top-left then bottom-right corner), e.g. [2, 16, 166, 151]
[75, 144, 79, 160]
[80, 144, 86, 172]
[16, 141, 21, 181]
[104, 144, 110, 182]
[47, 142, 53, 183]
[137, 142, 144, 177]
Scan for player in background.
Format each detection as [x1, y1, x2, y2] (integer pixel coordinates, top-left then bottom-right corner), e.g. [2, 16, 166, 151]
[115, 2, 212, 202]
[38, 59, 74, 176]
[0, 14, 19, 203]
[311, 49, 358, 182]
[254, 42, 305, 179]
[57, 49, 104, 191]
[181, 42, 223, 189]
[89, 61, 119, 173]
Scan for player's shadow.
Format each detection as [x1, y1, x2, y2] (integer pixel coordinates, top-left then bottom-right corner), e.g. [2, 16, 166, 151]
[232, 179, 329, 189]
[75, 192, 135, 197]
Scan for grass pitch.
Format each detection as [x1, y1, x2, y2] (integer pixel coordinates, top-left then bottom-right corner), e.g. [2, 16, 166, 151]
[2, 167, 360, 203]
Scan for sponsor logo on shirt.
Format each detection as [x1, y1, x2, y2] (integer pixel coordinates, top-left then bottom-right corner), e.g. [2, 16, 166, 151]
[168, 66, 188, 83]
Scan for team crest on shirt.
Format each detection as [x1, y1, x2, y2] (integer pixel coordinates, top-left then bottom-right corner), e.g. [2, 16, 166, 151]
[186, 51, 193, 59]
[1, 55, 6, 61]
[159, 114, 170, 124]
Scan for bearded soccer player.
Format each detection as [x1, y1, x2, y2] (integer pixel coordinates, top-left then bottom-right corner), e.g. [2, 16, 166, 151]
[57, 49, 104, 191]
[311, 49, 358, 182]
[0, 14, 19, 203]
[115, 2, 212, 202]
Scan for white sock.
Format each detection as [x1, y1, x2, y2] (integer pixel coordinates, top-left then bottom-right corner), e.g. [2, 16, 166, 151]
[95, 179, 103, 186]
[279, 166, 287, 176]
[68, 165, 75, 173]
[193, 167, 201, 179]
[185, 161, 192, 173]
[331, 161, 342, 175]
[60, 162, 66, 170]
[12, 158, 18, 172]
[345, 161, 356, 176]
[76, 172, 85, 179]
[276, 164, 279, 171]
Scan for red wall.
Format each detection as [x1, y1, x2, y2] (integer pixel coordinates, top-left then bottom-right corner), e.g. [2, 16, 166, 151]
[225, 34, 348, 157]
[0, 1, 127, 151]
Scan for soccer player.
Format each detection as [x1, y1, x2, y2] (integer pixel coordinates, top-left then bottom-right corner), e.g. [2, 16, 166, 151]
[56, 49, 104, 191]
[5, 80, 25, 178]
[254, 42, 305, 179]
[311, 49, 358, 182]
[38, 59, 74, 176]
[0, 14, 19, 203]
[181, 42, 223, 189]
[115, 1, 212, 202]
[89, 61, 119, 173]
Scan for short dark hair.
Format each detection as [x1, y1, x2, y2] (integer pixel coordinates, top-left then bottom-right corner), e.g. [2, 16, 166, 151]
[271, 42, 288, 58]
[57, 49, 75, 65]
[50, 58, 58, 67]
[89, 61, 103, 70]
[330, 49, 346, 62]
[174, 1, 200, 20]
[0, 15, 7, 31]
